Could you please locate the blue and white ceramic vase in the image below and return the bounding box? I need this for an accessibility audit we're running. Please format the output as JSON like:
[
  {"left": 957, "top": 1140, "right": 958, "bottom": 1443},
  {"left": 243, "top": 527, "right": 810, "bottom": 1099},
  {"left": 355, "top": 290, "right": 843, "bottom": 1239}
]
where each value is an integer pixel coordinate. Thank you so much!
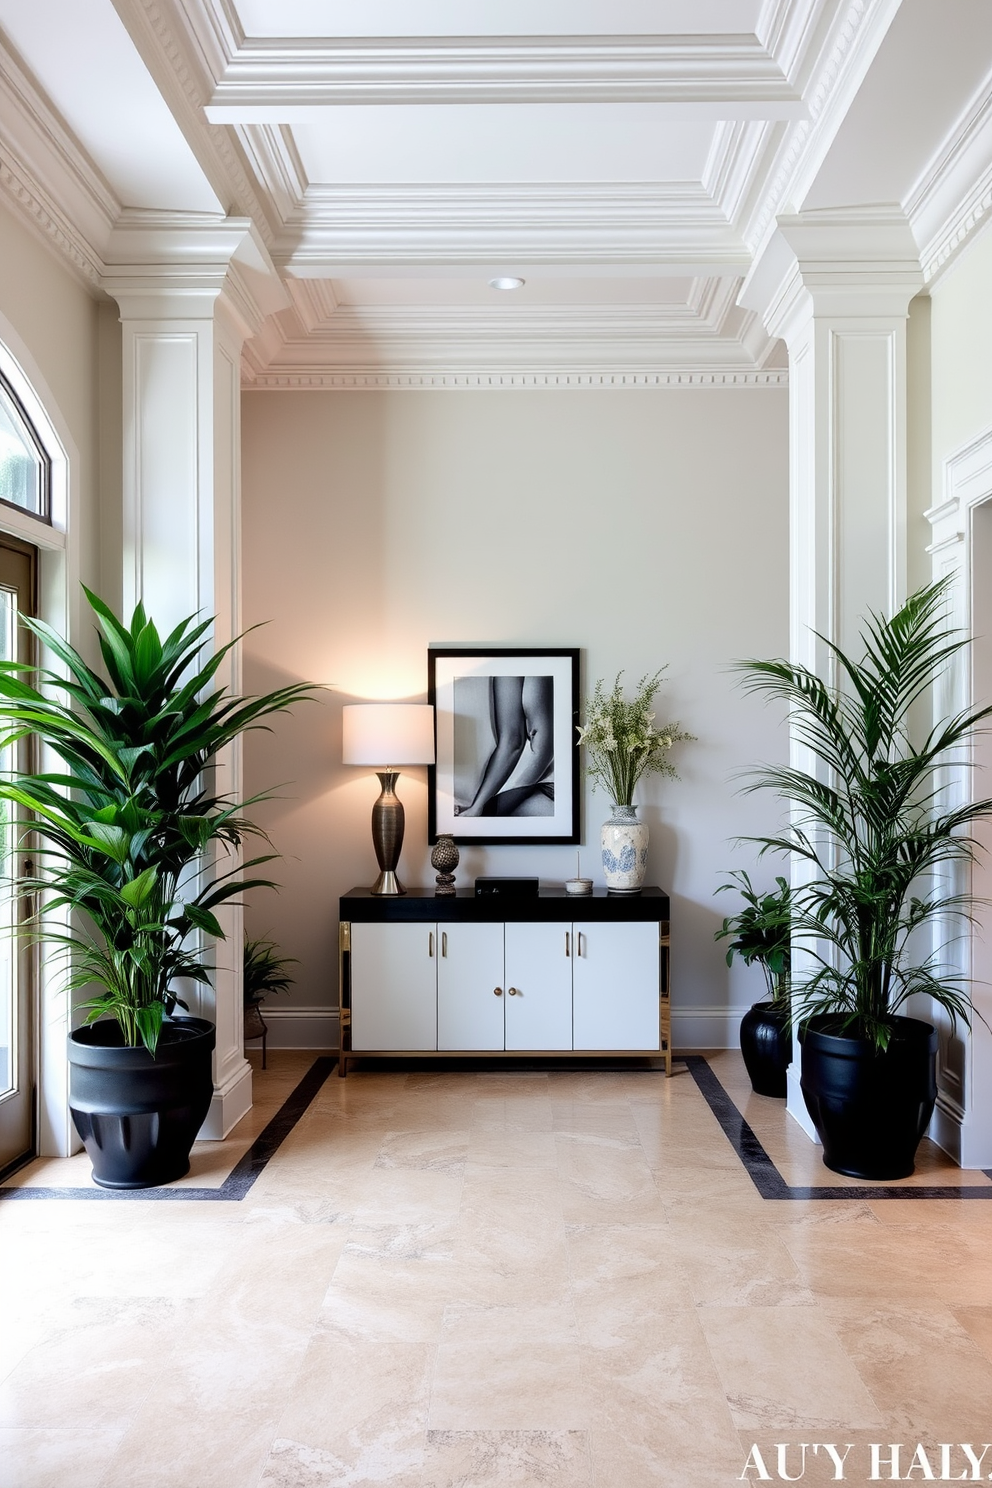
[{"left": 601, "top": 804, "right": 649, "bottom": 894}]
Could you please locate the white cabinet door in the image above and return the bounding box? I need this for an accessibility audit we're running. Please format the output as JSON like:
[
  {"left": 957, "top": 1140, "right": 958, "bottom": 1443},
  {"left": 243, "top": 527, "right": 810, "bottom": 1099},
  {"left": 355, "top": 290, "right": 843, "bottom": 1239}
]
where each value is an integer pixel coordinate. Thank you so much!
[
  {"left": 351, "top": 921, "right": 438, "bottom": 1051},
  {"left": 437, "top": 923, "right": 505, "bottom": 1051},
  {"left": 504, "top": 922, "right": 573, "bottom": 1051},
  {"left": 572, "top": 921, "right": 660, "bottom": 1051}
]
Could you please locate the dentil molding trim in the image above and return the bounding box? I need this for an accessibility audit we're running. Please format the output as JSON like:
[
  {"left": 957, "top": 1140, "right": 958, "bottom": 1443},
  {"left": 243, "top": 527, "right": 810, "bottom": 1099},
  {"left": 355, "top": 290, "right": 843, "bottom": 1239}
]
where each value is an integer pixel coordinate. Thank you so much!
[{"left": 244, "top": 370, "right": 789, "bottom": 391}]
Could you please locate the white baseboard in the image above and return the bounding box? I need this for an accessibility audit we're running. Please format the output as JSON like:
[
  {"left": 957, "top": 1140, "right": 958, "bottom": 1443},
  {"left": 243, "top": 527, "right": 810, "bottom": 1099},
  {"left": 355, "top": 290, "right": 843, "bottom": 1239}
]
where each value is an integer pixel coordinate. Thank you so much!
[
  {"left": 253, "top": 1005, "right": 746, "bottom": 1055},
  {"left": 201, "top": 1058, "right": 253, "bottom": 1140},
  {"left": 252, "top": 1007, "right": 340, "bottom": 1050},
  {"left": 671, "top": 1005, "right": 746, "bottom": 1051}
]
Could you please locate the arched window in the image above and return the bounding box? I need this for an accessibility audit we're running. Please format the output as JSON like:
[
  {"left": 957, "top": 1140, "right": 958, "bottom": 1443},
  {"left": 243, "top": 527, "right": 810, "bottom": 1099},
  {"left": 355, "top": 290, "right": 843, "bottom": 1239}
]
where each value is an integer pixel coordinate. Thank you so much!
[{"left": 0, "top": 369, "right": 50, "bottom": 522}]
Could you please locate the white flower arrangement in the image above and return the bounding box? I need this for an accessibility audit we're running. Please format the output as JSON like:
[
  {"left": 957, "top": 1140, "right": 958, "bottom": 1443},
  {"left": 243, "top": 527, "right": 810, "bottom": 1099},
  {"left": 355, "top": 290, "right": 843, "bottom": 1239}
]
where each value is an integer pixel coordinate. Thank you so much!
[{"left": 577, "top": 669, "right": 693, "bottom": 807}]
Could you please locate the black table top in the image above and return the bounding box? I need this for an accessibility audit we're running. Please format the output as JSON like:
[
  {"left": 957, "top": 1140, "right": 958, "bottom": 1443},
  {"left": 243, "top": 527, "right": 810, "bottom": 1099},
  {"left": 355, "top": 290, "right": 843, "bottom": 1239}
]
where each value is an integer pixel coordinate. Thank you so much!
[{"left": 340, "top": 885, "right": 669, "bottom": 923}]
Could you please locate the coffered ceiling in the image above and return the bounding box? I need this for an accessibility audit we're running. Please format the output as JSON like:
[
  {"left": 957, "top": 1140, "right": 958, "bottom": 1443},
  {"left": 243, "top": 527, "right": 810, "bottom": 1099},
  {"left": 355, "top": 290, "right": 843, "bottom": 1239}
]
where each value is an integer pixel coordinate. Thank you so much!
[{"left": 0, "top": 0, "right": 990, "bottom": 383}]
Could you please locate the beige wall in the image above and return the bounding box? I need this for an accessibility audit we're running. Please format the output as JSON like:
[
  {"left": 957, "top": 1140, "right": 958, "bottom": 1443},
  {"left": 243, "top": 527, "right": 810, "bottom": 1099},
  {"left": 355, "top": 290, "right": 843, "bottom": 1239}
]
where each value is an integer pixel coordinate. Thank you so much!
[
  {"left": 0, "top": 199, "right": 105, "bottom": 603},
  {"left": 931, "top": 224, "right": 992, "bottom": 481},
  {"left": 241, "top": 386, "right": 790, "bottom": 1046}
]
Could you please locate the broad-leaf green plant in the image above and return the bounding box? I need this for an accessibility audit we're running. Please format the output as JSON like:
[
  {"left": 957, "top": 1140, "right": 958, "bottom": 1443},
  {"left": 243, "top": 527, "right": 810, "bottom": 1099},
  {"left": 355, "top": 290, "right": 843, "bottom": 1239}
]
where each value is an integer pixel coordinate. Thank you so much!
[
  {"left": 0, "top": 588, "right": 315, "bottom": 1054},
  {"left": 736, "top": 579, "right": 992, "bottom": 1051},
  {"left": 715, "top": 872, "right": 792, "bottom": 1009}
]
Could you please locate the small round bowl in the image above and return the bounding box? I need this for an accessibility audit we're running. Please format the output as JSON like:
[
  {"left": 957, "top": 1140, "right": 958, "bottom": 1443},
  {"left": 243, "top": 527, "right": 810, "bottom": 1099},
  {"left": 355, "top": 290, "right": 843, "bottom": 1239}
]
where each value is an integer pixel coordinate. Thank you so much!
[{"left": 564, "top": 877, "right": 594, "bottom": 896}]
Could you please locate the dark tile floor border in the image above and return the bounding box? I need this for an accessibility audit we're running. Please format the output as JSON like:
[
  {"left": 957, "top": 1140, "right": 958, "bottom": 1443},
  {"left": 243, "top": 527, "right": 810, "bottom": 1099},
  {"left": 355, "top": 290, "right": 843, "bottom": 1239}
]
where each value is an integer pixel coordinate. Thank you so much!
[
  {"left": 0, "top": 1056, "right": 337, "bottom": 1202},
  {"left": 2, "top": 1052, "right": 989, "bottom": 1203},
  {"left": 683, "top": 1054, "right": 992, "bottom": 1200}
]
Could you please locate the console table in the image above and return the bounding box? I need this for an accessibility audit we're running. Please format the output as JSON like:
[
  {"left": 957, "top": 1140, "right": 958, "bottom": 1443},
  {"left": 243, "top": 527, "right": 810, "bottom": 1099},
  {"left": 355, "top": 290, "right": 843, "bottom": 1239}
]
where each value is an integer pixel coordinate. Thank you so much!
[{"left": 337, "top": 886, "right": 670, "bottom": 1077}]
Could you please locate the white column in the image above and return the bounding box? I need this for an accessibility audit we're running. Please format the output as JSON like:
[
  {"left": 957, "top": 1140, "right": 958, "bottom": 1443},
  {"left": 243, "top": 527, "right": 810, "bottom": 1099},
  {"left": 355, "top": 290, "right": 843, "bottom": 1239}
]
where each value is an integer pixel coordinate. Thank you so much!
[
  {"left": 103, "top": 218, "right": 286, "bottom": 1138},
  {"left": 740, "top": 210, "right": 923, "bottom": 1136}
]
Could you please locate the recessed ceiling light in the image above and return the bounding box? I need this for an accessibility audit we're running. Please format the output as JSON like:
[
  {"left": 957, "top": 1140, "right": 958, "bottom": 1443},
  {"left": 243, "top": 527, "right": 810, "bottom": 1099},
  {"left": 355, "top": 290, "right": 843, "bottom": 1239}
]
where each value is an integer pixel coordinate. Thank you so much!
[{"left": 488, "top": 277, "right": 525, "bottom": 291}]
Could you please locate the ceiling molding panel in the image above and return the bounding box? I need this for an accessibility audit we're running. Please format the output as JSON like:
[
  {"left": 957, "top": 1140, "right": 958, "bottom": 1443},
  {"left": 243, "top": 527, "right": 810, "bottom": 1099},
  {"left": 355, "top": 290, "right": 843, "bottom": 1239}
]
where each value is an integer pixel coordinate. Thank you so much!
[
  {"left": 204, "top": 34, "right": 803, "bottom": 114},
  {"left": 240, "top": 279, "right": 783, "bottom": 384},
  {"left": 275, "top": 182, "right": 749, "bottom": 274}
]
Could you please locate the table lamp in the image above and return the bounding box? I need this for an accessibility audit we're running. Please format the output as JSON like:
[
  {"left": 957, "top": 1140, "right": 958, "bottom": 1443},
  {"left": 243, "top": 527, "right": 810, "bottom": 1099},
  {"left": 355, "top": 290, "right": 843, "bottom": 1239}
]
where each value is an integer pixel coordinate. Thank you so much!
[{"left": 342, "top": 703, "right": 435, "bottom": 895}]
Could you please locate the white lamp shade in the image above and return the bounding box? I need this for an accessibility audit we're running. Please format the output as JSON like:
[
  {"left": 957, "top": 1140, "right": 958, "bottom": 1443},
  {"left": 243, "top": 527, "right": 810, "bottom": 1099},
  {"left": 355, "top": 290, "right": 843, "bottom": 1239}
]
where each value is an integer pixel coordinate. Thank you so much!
[{"left": 342, "top": 703, "right": 435, "bottom": 766}]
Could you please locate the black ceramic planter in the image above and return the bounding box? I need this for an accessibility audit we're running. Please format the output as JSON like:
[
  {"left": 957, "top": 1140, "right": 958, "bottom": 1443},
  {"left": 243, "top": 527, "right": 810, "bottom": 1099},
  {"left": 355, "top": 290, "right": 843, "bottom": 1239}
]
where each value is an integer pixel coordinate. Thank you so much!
[
  {"left": 799, "top": 1014, "right": 937, "bottom": 1180},
  {"left": 68, "top": 1017, "right": 215, "bottom": 1189},
  {"left": 739, "top": 1001, "right": 791, "bottom": 1098}
]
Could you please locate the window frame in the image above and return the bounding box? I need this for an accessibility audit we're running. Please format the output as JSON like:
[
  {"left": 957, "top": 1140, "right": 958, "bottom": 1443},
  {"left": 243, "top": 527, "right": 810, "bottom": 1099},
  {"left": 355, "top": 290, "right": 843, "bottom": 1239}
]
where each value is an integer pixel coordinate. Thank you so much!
[{"left": 0, "top": 369, "right": 52, "bottom": 525}]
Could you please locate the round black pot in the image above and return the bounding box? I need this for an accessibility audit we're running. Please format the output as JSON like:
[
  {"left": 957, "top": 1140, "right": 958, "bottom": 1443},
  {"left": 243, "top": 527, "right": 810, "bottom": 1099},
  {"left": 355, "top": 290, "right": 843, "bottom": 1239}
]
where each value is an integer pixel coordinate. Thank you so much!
[
  {"left": 799, "top": 1014, "right": 937, "bottom": 1180},
  {"left": 68, "top": 1017, "right": 215, "bottom": 1189},
  {"left": 739, "top": 1001, "right": 791, "bottom": 1098}
]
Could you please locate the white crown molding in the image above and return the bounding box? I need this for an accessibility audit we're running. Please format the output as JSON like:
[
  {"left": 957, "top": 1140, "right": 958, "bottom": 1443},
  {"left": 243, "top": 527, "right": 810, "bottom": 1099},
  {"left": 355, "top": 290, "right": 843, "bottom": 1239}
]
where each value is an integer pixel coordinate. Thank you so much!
[
  {"left": 905, "top": 70, "right": 992, "bottom": 285},
  {"left": 204, "top": 34, "right": 803, "bottom": 114},
  {"left": 233, "top": 123, "right": 308, "bottom": 227},
  {"left": 275, "top": 182, "right": 749, "bottom": 274},
  {"left": 111, "top": 0, "right": 280, "bottom": 244},
  {"left": 243, "top": 370, "right": 788, "bottom": 391},
  {"left": 744, "top": 0, "right": 902, "bottom": 255},
  {"left": 0, "top": 40, "right": 119, "bottom": 286},
  {"left": 241, "top": 279, "right": 784, "bottom": 385}
]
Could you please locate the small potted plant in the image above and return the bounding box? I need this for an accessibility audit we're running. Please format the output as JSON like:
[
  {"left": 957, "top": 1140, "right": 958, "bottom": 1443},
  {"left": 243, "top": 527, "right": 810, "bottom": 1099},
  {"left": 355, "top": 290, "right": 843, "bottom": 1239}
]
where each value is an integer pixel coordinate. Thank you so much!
[
  {"left": 736, "top": 580, "right": 992, "bottom": 1179},
  {"left": 243, "top": 934, "right": 297, "bottom": 1069},
  {"left": 577, "top": 670, "right": 692, "bottom": 893},
  {"left": 716, "top": 871, "right": 792, "bottom": 1096},
  {"left": 0, "top": 589, "right": 314, "bottom": 1188}
]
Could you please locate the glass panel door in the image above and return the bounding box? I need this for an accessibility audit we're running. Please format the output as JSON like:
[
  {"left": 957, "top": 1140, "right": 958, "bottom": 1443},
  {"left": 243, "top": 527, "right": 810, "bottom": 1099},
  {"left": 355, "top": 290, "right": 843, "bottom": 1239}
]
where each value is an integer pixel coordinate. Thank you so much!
[{"left": 0, "top": 536, "right": 36, "bottom": 1175}]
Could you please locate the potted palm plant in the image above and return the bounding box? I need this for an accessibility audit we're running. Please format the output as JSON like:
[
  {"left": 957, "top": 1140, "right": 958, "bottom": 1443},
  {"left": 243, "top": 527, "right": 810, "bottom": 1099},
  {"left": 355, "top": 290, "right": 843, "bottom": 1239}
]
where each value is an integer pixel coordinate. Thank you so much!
[
  {"left": 0, "top": 588, "right": 314, "bottom": 1188},
  {"left": 737, "top": 580, "right": 992, "bottom": 1179},
  {"left": 243, "top": 934, "right": 297, "bottom": 1069},
  {"left": 716, "top": 872, "right": 792, "bottom": 1096}
]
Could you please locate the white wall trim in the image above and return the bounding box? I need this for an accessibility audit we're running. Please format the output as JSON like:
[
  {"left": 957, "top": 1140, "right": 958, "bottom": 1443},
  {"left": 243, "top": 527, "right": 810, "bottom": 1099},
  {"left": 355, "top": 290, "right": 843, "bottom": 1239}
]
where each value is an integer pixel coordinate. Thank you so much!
[
  {"left": 254, "top": 1007, "right": 340, "bottom": 1051},
  {"left": 252, "top": 1006, "right": 745, "bottom": 1053},
  {"left": 244, "top": 370, "right": 789, "bottom": 391},
  {"left": 671, "top": 1005, "right": 745, "bottom": 1052}
]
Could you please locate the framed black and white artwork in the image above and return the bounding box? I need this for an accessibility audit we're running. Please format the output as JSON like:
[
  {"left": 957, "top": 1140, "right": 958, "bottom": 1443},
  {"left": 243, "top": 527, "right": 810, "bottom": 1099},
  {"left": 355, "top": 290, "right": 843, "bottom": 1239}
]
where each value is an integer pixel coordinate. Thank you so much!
[{"left": 428, "top": 647, "right": 580, "bottom": 845}]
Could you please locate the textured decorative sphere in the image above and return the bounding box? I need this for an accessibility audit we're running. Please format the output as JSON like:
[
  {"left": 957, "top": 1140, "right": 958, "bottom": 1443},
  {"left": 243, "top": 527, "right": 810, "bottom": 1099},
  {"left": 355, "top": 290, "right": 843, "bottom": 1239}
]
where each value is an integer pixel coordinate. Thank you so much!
[{"left": 431, "top": 835, "right": 460, "bottom": 873}]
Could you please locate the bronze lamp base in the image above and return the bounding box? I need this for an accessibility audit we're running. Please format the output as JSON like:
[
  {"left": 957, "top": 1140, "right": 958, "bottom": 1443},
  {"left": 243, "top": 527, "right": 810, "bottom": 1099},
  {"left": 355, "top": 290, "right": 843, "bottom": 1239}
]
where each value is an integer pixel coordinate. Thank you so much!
[{"left": 371, "top": 770, "right": 406, "bottom": 895}]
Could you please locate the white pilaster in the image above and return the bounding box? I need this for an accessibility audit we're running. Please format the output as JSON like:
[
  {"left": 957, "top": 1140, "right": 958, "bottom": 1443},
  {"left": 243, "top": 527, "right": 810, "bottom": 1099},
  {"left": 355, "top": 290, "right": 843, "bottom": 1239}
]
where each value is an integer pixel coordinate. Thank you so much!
[
  {"left": 925, "top": 431, "right": 992, "bottom": 1167},
  {"left": 740, "top": 210, "right": 923, "bottom": 1138},
  {"left": 103, "top": 217, "right": 288, "bottom": 1138}
]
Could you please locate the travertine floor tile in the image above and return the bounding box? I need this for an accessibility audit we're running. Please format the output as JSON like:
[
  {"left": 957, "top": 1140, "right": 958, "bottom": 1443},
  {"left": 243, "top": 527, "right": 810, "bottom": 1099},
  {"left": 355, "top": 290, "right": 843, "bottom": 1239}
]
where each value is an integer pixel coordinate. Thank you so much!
[
  {"left": 270, "top": 1335, "right": 432, "bottom": 1481},
  {"left": 0, "top": 1427, "right": 124, "bottom": 1488},
  {"left": 422, "top": 1429, "right": 593, "bottom": 1487},
  {"left": 697, "top": 1305, "right": 883, "bottom": 1433},
  {"left": 2, "top": 1052, "right": 990, "bottom": 1488},
  {"left": 430, "top": 1305, "right": 586, "bottom": 1431}
]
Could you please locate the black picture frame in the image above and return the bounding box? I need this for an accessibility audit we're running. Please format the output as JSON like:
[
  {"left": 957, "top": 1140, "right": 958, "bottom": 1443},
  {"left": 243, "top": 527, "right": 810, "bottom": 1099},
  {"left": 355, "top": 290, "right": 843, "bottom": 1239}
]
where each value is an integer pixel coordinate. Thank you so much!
[{"left": 428, "top": 646, "right": 580, "bottom": 846}]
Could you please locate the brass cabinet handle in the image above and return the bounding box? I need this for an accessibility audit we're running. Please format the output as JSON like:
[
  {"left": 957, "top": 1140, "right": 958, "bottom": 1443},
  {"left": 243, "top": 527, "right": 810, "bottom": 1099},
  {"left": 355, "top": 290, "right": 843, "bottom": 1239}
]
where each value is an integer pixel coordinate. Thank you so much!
[
  {"left": 565, "top": 931, "right": 570, "bottom": 957},
  {"left": 429, "top": 932, "right": 434, "bottom": 957},
  {"left": 508, "top": 986, "right": 520, "bottom": 996},
  {"left": 494, "top": 986, "right": 503, "bottom": 997},
  {"left": 578, "top": 932, "right": 585, "bottom": 957},
  {"left": 442, "top": 931, "right": 448, "bottom": 957}
]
